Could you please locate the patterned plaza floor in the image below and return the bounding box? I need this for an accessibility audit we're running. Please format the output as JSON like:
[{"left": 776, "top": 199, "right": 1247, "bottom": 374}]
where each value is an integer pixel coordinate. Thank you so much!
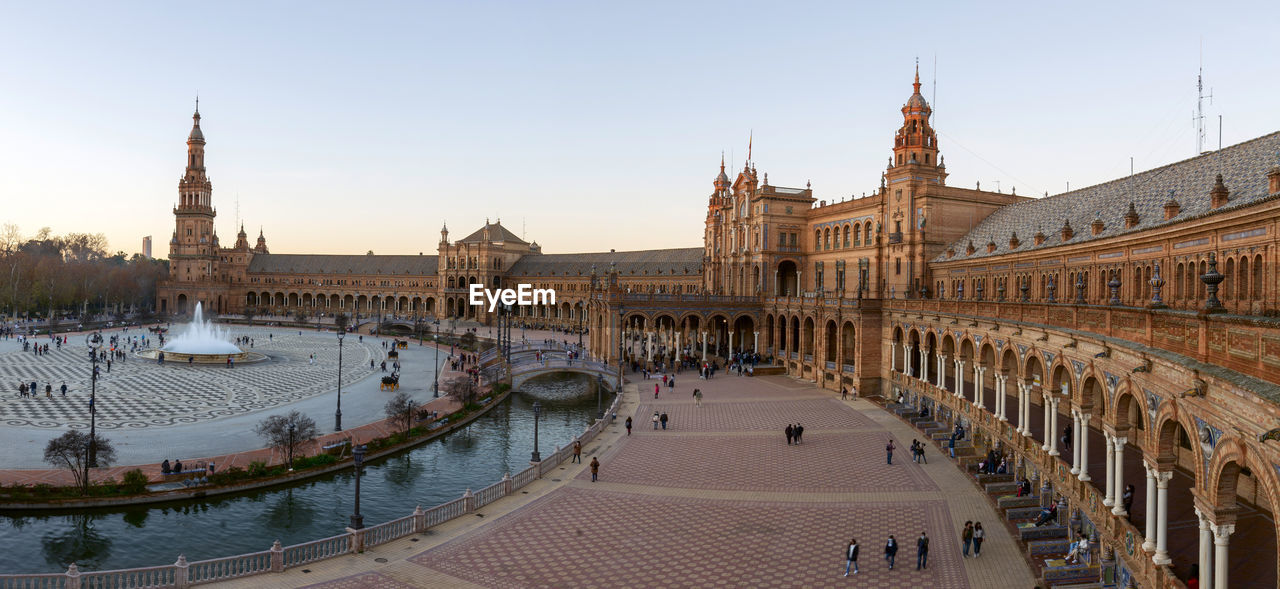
[
  {"left": 0, "top": 328, "right": 379, "bottom": 430},
  {"left": 212, "top": 367, "right": 1037, "bottom": 589}
]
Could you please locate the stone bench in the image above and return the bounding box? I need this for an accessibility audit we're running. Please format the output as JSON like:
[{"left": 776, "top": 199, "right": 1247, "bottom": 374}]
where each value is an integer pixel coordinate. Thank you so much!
[
  {"left": 998, "top": 495, "right": 1042, "bottom": 509},
  {"left": 1017, "top": 523, "right": 1067, "bottom": 541},
  {"left": 1047, "top": 582, "right": 1102, "bottom": 589},
  {"left": 1043, "top": 564, "right": 1101, "bottom": 587},
  {"left": 983, "top": 480, "right": 1017, "bottom": 493},
  {"left": 1008, "top": 506, "right": 1044, "bottom": 522},
  {"left": 1027, "top": 539, "right": 1072, "bottom": 557}
]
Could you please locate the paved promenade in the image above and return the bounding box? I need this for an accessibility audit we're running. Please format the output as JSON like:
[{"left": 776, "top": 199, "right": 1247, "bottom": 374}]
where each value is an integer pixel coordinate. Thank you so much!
[{"left": 214, "top": 372, "right": 1037, "bottom": 588}]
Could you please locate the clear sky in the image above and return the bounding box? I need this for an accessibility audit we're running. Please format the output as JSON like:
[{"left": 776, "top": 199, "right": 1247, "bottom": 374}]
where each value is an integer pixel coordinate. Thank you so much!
[{"left": 2, "top": 1, "right": 1278, "bottom": 256}]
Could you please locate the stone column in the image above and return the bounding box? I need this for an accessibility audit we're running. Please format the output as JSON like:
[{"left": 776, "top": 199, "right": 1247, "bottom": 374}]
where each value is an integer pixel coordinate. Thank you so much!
[
  {"left": 701, "top": 331, "right": 707, "bottom": 362},
  {"left": 1142, "top": 463, "right": 1157, "bottom": 552},
  {"left": 1153, "top": 470, "right": 1173, "bottom": 564},
  {"left": 974, "top": 365, "right": 985, "bottom": 408},
  {"left": 956, "top": 360, "right": 966, "bottom": 398},
  {"left": 1111, "top": 436, "right": 1128, "bottom": 516},
  {"left": 1078, "top": 413, "right": 1092, "bottom": 481},
  {"left": 1212, "top": 522, "right": 1234, "bottom": 589},
  {"left": 1070, "top": 410, "right": 1082, "bottom": 474},
  {"left": 728, "top": 330, "right": 733, "bottom": 358},
  {"left": 1016, "top": 383, "right": 1026, "bottom": 434},
  {"left": 753, "top": 331, "right": 758, "bottom": 353},
  {"left": 1041, "top": 392, "right": 1052, "bottom": 451},
  {"left": 890, "top": 342, "right": 897, "bottom": 373},
  {"left": 1196, "top": 508, "right": 1213, "bottom": 589},
  {"left": 936, "top": 354, "right": 944, "bottom": 388},
  {"left": 921, "top": 349, "right": 929, "bottom": 383},
  {"left": 1103, "top": 431, "right": 1116, "bottom": 506},
  {"left": 905, "top": 345, "right": 913, "bottom": 377},
  {"left": 1048, "top": 397, "right": 1060, "bottom": 455},
  {"left": 996, "top": 375, "right": 1008, "bottom": 421}
]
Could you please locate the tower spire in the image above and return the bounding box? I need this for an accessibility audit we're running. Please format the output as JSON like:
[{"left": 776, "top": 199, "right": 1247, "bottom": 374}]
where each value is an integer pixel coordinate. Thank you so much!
[{"left": 913, "top": 57, "right": 921, "bottom": 94}]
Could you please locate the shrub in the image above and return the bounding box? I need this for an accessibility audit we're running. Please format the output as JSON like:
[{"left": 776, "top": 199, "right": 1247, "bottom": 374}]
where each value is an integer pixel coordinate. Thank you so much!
[
  {"left": 247, "top": 461, "right": 269, "bottom": 477},
  {"left": 121, "top": 469, "right": 149, "bottom": 494}
]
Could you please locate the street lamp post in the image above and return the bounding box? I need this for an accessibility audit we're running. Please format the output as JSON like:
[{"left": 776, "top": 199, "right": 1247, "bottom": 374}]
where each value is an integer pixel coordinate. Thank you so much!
[
  {"left": 596, "top": 374, "right": 604, "bottom": 420},
  {"left": 287, "top": 423, "right": 296, "bottom": 471},
  {"left": 336, "top": 330, "right": 345, "bottom": 432},
  {"left": 530, "top": 401, "right": 542, "bottom": 463},
  {"left": 432, "top": 320, "right": 440, "bottom": 397},
  {"left": 350, "top": 444, "right": 366, "bottom": 529},
  {"left": 86, "top": 332, "right": 103, "bottom": 483}
]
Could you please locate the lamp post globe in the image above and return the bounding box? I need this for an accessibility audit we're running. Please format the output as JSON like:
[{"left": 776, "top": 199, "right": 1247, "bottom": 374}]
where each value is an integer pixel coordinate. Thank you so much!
[
  {"left": 530, "top": 401, "right": 542, "bottom": 463},
  {"left": 335, "top": 330, "right": 345, "bottom": 432}
]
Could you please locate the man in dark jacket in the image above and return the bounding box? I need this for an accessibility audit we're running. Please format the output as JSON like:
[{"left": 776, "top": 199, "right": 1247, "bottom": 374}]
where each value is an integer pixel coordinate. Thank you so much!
[
  {"left": 884, "top": 535, "right": 898, "bottom": 569},
  {"left": 785, "top": 424, "right": 794, "bottom": 445},
  {"left": 916, "top": 532, "right": 930, "bottom": 570}
]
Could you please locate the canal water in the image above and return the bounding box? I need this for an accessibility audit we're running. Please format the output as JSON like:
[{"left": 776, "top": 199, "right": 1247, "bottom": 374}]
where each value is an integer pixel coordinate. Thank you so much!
[{"left": 0, "top": 373, "right": 612, "bottom": 574}]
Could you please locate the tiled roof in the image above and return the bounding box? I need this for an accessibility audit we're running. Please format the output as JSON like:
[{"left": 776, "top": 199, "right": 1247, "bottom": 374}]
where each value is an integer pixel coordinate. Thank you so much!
[
  {"left": 248, "top": 254, "right": 439, "bottom": 275},
  {"left": 937, "top": 131, "right": 1280, "bottom": 262},
  {"left": 508, "top": 248, "right": 703, "bottom": 277},
  {"left": 458, "top": 221, "right": 527, "bottom": 245}
]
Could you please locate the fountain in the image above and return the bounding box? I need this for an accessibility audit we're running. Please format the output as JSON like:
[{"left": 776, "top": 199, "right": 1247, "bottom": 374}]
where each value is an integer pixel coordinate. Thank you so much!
[{"left": 140, "top": 302, "right": 263, "bottom": 364}]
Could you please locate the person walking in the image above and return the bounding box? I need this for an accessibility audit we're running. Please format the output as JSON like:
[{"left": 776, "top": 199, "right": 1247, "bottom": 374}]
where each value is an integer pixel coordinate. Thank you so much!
[
  {"left": 886, "top": 439, "right": 896, "bottom": 464},
  {"left": 659, "top": 412, "right": 668, "bottom": 430},
  {"left": 794, "top": 423, "right": 804, "bottom": 444},
  {"left": 589, "top": 457, "right": 599, "bottom": 482},
  {"left": 572, "top": 440, "right": 582, "bottom": 463},
  {"left": 884, "top": 535, "right": 898, "bottom": 570},
  {"left": 916, "top": 531, "right": 930, "bottom": 570},
  {"left": 625, "top": 416, "right": 632, "bottom": 436},
  {"left": 693, "top": 388, "right": 703, "bottom": 407},
  {"left": 961, "top": 521, "right": 974, "bottom": 558},
  {"left": 785, "top": 424, "right": 794, "bottom": 445},
  {"left": 59, "top": 382, "right": 67, "bottom": 397},
  {"left": 843, "top": 538, "right": 860, "bottom": 576},
  {"left": 652, "top": 411, "right": 660, "bottom": 430},
  {"left": 972, "top": 522, "right": 985, "bottom": 557},
  {"left": 654, "top": 383, "right": 659, "bottom": 399}
]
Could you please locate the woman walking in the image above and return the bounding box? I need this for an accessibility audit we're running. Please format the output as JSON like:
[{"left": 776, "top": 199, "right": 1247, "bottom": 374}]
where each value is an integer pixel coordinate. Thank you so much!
[
  {"left": 843, "top": 538, "right": 859, "bottom": 576},
  {"left": 972, "top": 522, "right": 985, "bottom": 557}
]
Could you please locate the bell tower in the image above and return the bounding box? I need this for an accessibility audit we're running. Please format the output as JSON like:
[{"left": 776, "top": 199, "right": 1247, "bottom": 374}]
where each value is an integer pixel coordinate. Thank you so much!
[
  {"left": 169, "top": 102, "right": 219, "bottom": 286},
  {"left": 882, "top": 65, "right": 947, "bottom": 299}
]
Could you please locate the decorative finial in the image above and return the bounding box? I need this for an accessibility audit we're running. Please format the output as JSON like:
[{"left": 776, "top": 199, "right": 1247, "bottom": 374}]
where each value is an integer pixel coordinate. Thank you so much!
[{"left": 913, "top": 58, "right": 921, "bottom": 94}]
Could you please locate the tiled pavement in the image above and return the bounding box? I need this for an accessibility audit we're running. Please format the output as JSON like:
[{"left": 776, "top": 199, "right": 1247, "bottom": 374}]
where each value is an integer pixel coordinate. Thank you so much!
[{"left": 213, "top": 374, "right": 1037, "bottom": 588}]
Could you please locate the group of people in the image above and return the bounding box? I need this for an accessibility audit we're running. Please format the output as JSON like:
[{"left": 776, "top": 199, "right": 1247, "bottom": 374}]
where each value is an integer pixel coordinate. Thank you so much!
[
  {"left": 960, "top": 521, "right": 986, "bottom": 557},
  {"left": 651, "top": 410, "right": 669, "bottom": 430},
  {"left": 843, "top": 532, "right": 931, "bottom": 575},
  {"left": 160, "top": 458, "right": 215, "bottom": 476},
  {"left": 17, "top": 381, "right": 66, "bottom": 398},
  {"left": 784, "top": 423, "right": 805, "bottom": 445}
]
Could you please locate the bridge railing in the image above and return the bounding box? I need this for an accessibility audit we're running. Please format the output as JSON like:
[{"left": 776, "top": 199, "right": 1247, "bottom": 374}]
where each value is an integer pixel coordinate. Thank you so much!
[{"left": 0, "top": 392, "right": 626, "bottom": 588}]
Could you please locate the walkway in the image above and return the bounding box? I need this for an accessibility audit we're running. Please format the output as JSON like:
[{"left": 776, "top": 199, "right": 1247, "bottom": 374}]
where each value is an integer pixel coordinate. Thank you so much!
[{"left": 213, "top": 373, "right": 1037, "bottom": 588}]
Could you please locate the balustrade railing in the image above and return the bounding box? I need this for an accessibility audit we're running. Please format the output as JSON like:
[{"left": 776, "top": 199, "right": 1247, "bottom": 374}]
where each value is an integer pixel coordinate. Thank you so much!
[
  {"left": 4, "top": 393, "right": 626, "bottom": 587},
  {"left": 283, "top": 534, "right": 352, "bottom": 568},
  {"left": 187, "top": 551, "right": 272, "bottom": 584}
]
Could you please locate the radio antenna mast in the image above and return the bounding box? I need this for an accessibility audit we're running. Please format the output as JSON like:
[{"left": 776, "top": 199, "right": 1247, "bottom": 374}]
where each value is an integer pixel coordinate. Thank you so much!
[{"left": 1194, "top": 40, "right": 1214, "bottom": 155}]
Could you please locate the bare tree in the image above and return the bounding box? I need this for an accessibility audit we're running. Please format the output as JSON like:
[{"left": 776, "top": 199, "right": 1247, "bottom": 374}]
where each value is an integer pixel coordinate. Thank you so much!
[
  {"left": 243, "top": 306, "right": 256, "bottom": 326},
  {"left": 44, "top": 430, "right": 116, "bottom": 494},
  {"left": 384, "top": 391, "right": 415, "bottom": 435},
  {"left": 443, "top": 374, "right": 478, "bottom": 406},
  {"left": 254, "top": 411, "right": 318, "bottom": 465},
  {"left": 334, "top": 312, "right": 350, "bottom": 333}
]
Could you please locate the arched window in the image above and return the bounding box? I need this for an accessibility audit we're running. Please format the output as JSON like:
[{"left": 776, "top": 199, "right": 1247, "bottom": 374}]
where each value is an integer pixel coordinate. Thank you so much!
[
  {"left": 843, "top": 225, "right": 850, "bottom": 247},
  {"left": 864, "top": 223, "right": 872, "bottom": 244},
  {"left": 814, "top": 230, "right": 821, "bottom": 249},
  {"left": 824, "top": 228, "right": 831, "bottom": 249}
]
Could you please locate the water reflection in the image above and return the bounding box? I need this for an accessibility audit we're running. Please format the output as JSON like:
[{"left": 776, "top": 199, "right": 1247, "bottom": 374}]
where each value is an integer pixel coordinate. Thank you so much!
[{"left": 0, "top": 372, "right": 607, "bottom": 574}]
